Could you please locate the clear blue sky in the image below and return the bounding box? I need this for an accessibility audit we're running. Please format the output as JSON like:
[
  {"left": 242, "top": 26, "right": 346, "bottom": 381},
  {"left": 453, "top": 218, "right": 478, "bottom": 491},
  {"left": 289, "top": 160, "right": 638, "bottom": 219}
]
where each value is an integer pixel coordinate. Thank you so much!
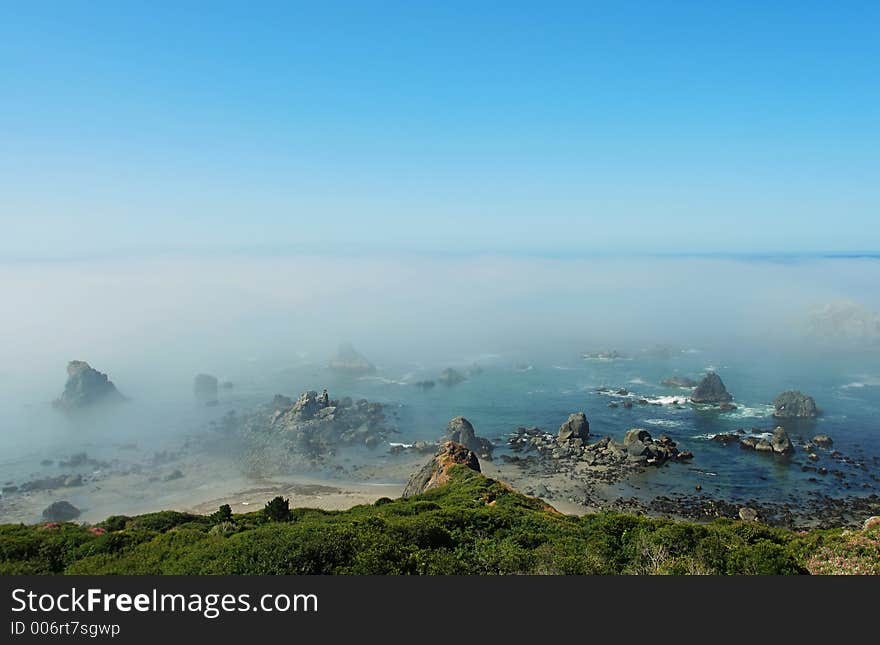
[{"left": 1, "top": 1, "right": 878, "bottom": 259}]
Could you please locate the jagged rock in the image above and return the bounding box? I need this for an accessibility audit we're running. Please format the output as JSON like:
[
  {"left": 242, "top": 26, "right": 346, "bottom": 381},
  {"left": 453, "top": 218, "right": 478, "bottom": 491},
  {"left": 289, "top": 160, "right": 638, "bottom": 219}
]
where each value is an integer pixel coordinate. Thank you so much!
[
  {"left": 738, "top": 507, "right": 759, "bottom": 522},
  {"left": 773, "top": 391, "right": 819, "bottom": 418},
  {"left": 193, "top": 374, "right": 219, "bottom": 400},
  {"left": 54, "top": 361, "right": 124, "bottom": 409},
  {"left": 444, "top": 416, "right": 493, "bottom": 457},
  {"left": 690, "top": 372, "right": 732, "bottom": 404},
  {"left": 402, "top": 441, "right": 480, "bottom": 497},
  {"left": 770, "top": 427, "right": 794, "bottom": 455},
  {"left": 661, "top": 376, "right": 698, "bottom": 388},
  {"left": 623, "top": 429, "right": 652, "bottom": 456},
  {"left": 328, "top": 342, "right": 376, "bottom": 374},
  {"left": 437, "top": 368, "right": 466, "bottom": 386},
  {"left": 813, "top": 434, "right": 833, "bottom": 447},
  {"left": 557, "top": 412, "right": 590, "bottom": 444},
  {"left": 42, "top": 501, "right": 80, "bottom": 522}
]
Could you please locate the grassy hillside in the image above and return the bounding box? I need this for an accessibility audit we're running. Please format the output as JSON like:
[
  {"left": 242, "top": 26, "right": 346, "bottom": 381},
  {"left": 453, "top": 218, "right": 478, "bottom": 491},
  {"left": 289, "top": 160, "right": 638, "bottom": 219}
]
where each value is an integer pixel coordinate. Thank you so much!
[{"left": 1, "top": 467, "right": 877, "bottom": 575}]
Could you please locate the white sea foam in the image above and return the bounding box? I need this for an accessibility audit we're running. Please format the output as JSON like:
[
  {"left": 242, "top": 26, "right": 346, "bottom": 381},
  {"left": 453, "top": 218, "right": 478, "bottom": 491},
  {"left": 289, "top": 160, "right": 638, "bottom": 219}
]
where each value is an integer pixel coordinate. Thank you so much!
[{"left": 642, "top": 419, "right": 684, "bottom": 428}]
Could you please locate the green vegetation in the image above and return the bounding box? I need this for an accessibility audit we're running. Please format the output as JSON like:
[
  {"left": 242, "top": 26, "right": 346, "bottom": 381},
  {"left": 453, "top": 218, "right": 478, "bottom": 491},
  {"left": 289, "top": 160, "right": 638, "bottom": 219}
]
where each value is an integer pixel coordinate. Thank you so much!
[{"left": 0, "top": 467, "right": 869, "bottom": 575}]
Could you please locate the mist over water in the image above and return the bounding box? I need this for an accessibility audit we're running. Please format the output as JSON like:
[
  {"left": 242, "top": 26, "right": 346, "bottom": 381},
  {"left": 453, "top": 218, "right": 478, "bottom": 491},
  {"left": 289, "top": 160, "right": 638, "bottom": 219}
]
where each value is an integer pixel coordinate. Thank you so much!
[{"left": 1, "top": 252, "right": 879, "bottom": 521}]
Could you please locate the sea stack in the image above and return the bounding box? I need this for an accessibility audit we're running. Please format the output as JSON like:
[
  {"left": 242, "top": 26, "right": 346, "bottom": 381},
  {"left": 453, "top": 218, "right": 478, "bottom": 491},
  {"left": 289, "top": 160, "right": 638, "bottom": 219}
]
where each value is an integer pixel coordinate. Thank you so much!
[
  {"left": 773, "top": 391, "right": 819, "bottom": 418},
  {"left": 690, "top": 372, "right": 733, "bottom": 404},
  {"left": 54, "top": 361, "right": 124, "bottom": 410}
]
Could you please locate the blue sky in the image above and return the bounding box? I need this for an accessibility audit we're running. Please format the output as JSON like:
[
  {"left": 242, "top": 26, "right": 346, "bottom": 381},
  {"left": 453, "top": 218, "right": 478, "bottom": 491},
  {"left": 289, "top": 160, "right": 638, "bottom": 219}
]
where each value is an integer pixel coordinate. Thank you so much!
[{"left": 1, "top": 1, "right": 878, "bottom": 258}]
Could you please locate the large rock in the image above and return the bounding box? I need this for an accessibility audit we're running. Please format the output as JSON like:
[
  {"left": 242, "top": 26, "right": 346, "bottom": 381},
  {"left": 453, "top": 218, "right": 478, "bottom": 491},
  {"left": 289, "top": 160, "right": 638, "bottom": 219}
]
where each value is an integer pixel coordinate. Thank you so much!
[
  {"left": 773, "top": 390, "right": 818, "bottom": 418},
  {"left": 193, "top": 373, "right": 219, "bottom": 400},
  {"left": 557, "top": 412, "right": 590, "bottom": 444},
  {"left": 690, "top": 372, "right": 733, "bottom": 404},
  {"left": 623, "top": 428, "right": 653, "bottom": 456},
  {"left": 42, "top": 501, "right": 80, "bottom": 522},
  {"left": 770, "top": 426, "right": 794, "bottom": 455},
  {"left": 54, "top": 361, "right": 124, "bottom": 409},
  {"left": 328, "top": 342, "right": 376, "bottom": 374},
  {"left": 402, "top": 441, "right": 480, "bottom": 497},
  {"left": 444, "top": 416, "right": 493, "bottom": 457}
]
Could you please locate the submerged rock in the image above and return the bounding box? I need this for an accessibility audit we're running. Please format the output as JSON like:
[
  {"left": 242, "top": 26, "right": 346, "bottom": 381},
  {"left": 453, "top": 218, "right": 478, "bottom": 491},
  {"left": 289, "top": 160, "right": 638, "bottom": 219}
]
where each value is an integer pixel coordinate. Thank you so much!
[
  {"left": 42, "top": 501, "right": 80, "bottom": 522},
  {"left": 557, "top": 412, "right": 590, "bottom": 445},
  {"left": 690, "top": 372, "right": 733, "bottom": 404},
  {"left": 402, "top": 441, "right": 480, "bottom": 497},
  {"left": 328, "top": 342, "right": 376, "bottom": 374},
  {"left": 773, "top": 390, "right": 819, "bottom": 418},
  {"left": 54, "top": 361, "right": 125, "bottom": 410},
  {"left": 414, "top": 380, "right": 436, "bottom": 390}
]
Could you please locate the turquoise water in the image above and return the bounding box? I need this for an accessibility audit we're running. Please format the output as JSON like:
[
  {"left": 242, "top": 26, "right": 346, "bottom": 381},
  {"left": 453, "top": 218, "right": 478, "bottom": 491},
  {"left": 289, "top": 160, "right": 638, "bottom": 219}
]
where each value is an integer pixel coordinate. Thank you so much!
[{"left": 303, "top": 345, "right": 880, "bottom": 504}]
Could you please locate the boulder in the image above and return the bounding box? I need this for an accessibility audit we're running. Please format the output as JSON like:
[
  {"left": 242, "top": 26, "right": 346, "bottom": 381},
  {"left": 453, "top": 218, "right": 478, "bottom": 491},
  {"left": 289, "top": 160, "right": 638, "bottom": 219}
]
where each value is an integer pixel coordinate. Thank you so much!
[
  {"left": 770, "top": 427, "right": 794, "bottom": 455},
  {"left": 690, "top": 372, "right": 733, "bottom": 404},
  {"left": 623, "top": 429, "right": 653, "bottom": 456},
  {"left": 557, "top": 412, "right": 590, "bottom": 444},
  {"left": 738, "top": 507, "right": 759, "bottom": 522},
  {"left": 54, "top": 361, "right": 124, "bottom": 409},
  {"left": 444, "top": 416, "right": 493, "bottom": 457},
  {"left": 193, "top": 374, "right": 219, "bottom": 400},
  {"left": 773, "top": 391, "right": 818, "bottom": 418},
  {"left": 42, "top": 501, "right": 80, "bottom": 522},
  {"left": 402, "top": 441, "right": 480, "bottom": 497},
  {"left": 328, "top": 342, "right": 376, "bottom": 374},
  {"left": 812, "top": 434, "right": 833, "bottom": 448}
]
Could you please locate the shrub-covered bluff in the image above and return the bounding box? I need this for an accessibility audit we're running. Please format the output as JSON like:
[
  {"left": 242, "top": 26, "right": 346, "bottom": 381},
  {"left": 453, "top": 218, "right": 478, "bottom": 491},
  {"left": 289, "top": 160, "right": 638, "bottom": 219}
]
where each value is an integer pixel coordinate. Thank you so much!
[{"left": 1, "top": 463, "right": 877, "bottom": 575}]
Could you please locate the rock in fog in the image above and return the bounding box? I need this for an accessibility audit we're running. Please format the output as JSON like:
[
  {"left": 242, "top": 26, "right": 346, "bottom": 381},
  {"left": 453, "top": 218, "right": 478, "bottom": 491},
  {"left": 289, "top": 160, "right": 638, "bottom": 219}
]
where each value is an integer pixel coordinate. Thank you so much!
[
  {"left": 690, "top": 372, "right": 733, "bottom": 404},
  {"left": 328, "top": 342, "right": 376, "bottom": 374},
  {"left": 661, "top": 376, "right": 698, "bottom": 388},
  {"left": 53, "top": 360, "right": 125, "bottom": 410},
  {"left": 402, "top": 441, "right": 481, "bottom": 497},
  {"left": 773, "top": 390, "right": 819, "bottom": 418},
  {"left": 437, "top": 368, "right": 466, "bottom": 386},
  {"left": 193, "top": 373, "right": 219, "bottom": 401}
]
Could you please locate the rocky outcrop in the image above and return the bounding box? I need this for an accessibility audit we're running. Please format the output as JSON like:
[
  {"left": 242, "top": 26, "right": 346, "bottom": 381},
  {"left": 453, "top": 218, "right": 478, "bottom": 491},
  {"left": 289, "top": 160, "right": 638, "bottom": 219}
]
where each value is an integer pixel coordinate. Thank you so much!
[
  {"left": 622, "top": 428, "right": 691, "bottom": 465},
  {"left": 740, "top": 427, "right": 794, "bottom": 455},
  {"left": 328, "top": 343, "right": 376, "bottom": 374},
  {"left": 42, "top": 501, "right": 80, "bottom": 522},
  {"left": 661, "top": 376, "right": 698, "bottom": 388},
  {"left": 557, "top": 412, "right": 590, "bottom": 445},
  {"left": 690, "top": 372, "right": 732, "bottom": 404},
  {"left": 402, "top": 441, "right": 481, "bottom": 497},
  {"left": 444, "top": 416, "right": 493, "bottom": 458},
  {"left": 236, "top": 389, "right": 392, "bottom": 475},
  {"left": 193, "top": 374, "right": 219, "bottom": 400},
  {"left": 773, "top": 391, "right": 818, "bottom": 418},
  {"left": 54, "top": 361, "right": 125, "bottom": 410},
  {"left": 437, "top": 368, "right": 466, "bottom": 386}
]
